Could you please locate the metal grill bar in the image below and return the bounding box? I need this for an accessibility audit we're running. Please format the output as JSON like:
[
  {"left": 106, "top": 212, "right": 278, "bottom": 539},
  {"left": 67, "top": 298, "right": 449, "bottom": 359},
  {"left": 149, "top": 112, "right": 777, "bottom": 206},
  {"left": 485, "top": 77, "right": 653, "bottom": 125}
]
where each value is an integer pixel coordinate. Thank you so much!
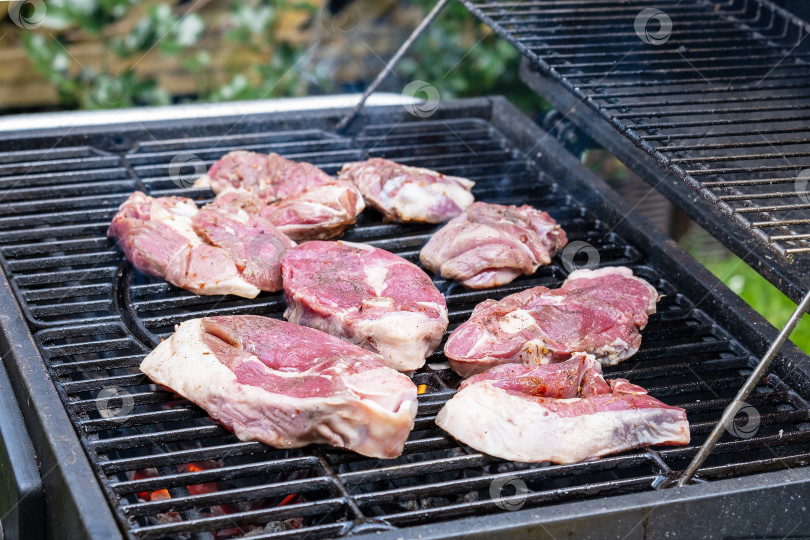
[{"left": 459, "top": 0, "right": 810, "bottom": 284}]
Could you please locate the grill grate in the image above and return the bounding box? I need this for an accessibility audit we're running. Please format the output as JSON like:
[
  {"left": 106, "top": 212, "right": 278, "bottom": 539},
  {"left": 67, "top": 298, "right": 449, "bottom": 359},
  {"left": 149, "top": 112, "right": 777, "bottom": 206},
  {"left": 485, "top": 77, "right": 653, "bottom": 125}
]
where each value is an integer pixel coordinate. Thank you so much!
[
  {"left": 2, "top": 102, "right": 810, "bottom": 538},
  {"left": 458, "top": 0, "right": 810, "bottom": 283}
]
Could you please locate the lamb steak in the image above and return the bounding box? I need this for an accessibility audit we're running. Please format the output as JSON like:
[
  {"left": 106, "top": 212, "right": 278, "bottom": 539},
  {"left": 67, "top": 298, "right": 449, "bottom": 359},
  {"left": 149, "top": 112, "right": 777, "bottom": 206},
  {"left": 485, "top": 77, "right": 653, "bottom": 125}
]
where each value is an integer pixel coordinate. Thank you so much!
[
  {"left": 140, "top": 315, "right": 418, "bottom": 459},
  {"left": 444, "top": 267, "right": 658, "bottom": 376},
  {"left": 436, "top": 352, "right": 690, "bottom": 463},
  {"left": 420, "top": 202, "right": 567, "bottom": 289},
  {"left": 280, "top": 241, "right": 449, "bottom": 372}
]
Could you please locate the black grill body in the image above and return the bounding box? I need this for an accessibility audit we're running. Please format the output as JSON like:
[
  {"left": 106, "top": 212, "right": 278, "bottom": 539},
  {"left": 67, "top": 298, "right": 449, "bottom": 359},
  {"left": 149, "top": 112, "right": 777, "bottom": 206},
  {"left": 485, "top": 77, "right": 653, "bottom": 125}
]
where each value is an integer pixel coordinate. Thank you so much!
[
  {"left": 1, "top": 98, "right": 810, "bottom": 539},
  {"left": 459, "top": 0, "right": 810, "bottom": 304}
]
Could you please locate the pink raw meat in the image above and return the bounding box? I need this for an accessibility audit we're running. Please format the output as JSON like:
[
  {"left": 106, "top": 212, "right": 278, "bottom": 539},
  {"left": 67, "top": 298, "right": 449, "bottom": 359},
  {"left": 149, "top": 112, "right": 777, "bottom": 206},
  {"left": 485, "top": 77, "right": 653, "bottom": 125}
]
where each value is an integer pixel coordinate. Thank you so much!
[
  {"left": 141, "top": 315, "right": 417, "bottom": 458},
  {"left": 436, "top": 352, "right": 690, "bottom": 463},
  {"left": 339, "top": 157, "right": 474, "bottom": 223},
  {"left": 192, "top": 199, "right": 295, "bottom": 292},
  {"left": 280, "top": 241, "right": 448, "bottom": 372},
  {"left": 195, "top": 152, "right": 364, "bottom": 240},
  {"left": 108, "top": 192, "right": 262, "bottom": 297},
  {"left": 420, "top": 202, "right": 567, "bottom": 289},
  {"left": 444, "top": 267, "right": 659, "bottom": 377}
]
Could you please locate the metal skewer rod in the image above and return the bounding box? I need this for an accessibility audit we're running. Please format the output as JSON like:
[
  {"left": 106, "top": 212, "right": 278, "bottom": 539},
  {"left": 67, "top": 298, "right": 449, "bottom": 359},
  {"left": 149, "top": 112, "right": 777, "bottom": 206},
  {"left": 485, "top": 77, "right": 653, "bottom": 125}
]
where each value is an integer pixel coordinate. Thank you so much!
[
  {"left": 335, "top": 0, "right": 452, "bottom": 133},
  {"left": 677, "top": 289, "right": 810, "bottom": 486}
]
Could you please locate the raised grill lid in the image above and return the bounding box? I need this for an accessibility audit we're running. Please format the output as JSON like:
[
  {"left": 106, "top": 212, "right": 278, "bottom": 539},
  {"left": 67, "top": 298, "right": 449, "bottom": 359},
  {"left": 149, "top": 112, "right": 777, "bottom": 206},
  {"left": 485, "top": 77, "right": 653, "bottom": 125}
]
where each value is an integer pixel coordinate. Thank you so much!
[
  {"left": 1, "top": 99, "right": 810, "bottom": 539},
  {"left": 458, "top": 0, "right": 810, "bottom": 302}
]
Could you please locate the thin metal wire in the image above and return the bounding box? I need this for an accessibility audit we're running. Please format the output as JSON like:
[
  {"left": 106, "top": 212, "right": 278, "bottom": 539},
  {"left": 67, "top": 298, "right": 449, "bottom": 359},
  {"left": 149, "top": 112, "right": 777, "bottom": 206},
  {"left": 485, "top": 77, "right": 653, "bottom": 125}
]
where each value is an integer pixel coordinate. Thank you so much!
[
  {"left": 678, "top": 290, "right": 810, "bottom": 486},
  {"left": 335, "top": 0, "right": 451, "bottom": 133}
]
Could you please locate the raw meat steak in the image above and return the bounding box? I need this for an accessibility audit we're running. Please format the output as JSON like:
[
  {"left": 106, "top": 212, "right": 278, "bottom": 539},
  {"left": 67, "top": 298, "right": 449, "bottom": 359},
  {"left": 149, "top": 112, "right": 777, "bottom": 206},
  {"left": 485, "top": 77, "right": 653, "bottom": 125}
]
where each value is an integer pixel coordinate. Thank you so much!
[
  {"left": 141, "top": 316, "right": 417, "bottom": 458},
  {"left": 420, "top": 202, "right": 568, "bottom": 289},
  {"left": 107, "top": 192, "right": 261, "bottom": 298},
  {"left": 436, "top": 352, "right": 690, "bottom": 463},
  {"left": 444, "top": 267, "right": 659, "bottom": 377},
  {"left": 338, "top": 157, "right": 475, "bottom": 223},
  {"left": 192, "top": 198, "right": 295, "bottom": 292},
  {"left": 280, "top": 241, "right": 448, "bottom": 372},
  {"left": 194, "top": 151, "right": 334, "bottom": 202},
  {"left": 195, "top": 152, "right": 365, "bottom": 240},
  {"left": 259, "top": 181, "right": 365, "bottom": 241}
]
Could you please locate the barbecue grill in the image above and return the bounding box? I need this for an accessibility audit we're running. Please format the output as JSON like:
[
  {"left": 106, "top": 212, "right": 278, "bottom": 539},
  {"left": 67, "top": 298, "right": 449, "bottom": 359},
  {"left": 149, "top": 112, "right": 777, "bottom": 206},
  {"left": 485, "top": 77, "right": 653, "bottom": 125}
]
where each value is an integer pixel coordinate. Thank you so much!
[{"left": 1, "top": 2, "right": 810, "bottom": 539}]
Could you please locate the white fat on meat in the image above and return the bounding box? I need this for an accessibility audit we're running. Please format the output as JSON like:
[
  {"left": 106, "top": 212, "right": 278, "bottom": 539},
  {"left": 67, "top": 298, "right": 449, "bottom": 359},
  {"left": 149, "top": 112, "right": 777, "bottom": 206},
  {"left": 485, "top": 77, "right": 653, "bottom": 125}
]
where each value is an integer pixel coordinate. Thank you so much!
[
  {"left": 498, "top": 309, "right": 537, "bottom": 334},
  {"left": 436, "top": 382, "right": 689, "bottom": 463},
  {"left": 140, "top": 317, "right": 418, "bottom": 458},
  {"left": 150, "top": 199, "right": 201, "bottom": 244},
  {"left": 385, "top": 178, "right": 474, "bottom": 223},
  {"left": 364, "top": 264, "right": 390, "bottom": 296},
  {"left": 435, "top": 354, "right": 690, "bottom": 463},
  {"left": 351, "top": 308, "right": 448, "bottom": 371}
]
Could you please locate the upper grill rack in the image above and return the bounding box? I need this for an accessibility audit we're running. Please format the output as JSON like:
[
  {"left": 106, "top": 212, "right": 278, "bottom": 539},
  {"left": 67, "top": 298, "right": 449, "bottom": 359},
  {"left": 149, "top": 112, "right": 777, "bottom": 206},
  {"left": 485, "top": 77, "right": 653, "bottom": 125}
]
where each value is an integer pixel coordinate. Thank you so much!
[
  {"left": 2, "top": 103, "right": 810, "bottom": 538},
  {"left": 458, "top": 0, "right": 810, "bottom": 261}
]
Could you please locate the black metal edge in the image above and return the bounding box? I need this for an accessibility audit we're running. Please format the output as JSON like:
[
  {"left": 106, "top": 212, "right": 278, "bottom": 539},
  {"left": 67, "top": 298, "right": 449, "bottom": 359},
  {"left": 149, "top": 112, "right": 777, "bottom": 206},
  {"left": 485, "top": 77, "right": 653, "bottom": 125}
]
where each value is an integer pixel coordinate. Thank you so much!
[
  {"left": 486, "top": 96, "right": 810, "bottom": 393},
  {"left": 355, "top": 466, "right": 810, "bottom": 539},
  {"left": 0, "top": 354, "right": 43, "bottom": 540},
  {"left": 0, "top": 269, "right": 124, "bottom": 539},
  {"left": 517, "top": 60, "right": 810, "bottom": 306},
  {"left": 0, "top": 99, "right": 492, "bottom": 154}
]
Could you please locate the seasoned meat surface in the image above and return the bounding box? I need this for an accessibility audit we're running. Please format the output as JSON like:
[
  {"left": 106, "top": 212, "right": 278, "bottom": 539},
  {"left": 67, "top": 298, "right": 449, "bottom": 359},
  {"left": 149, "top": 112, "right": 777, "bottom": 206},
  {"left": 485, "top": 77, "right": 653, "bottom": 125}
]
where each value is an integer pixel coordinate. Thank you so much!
[
  {"left": 281, "top": 240, "right": 449, "bottom": 372},
  {"left": 140, "top": 315, "right": 417, "bottom": 459},
  {"left": 436, "top": 352, "right": 689, "bottom": 463},
  {"left": 420, "top": 202, "right": 567, "bottom": 289},
  {"left": 196, "top": 151, "right": 364, "bottom": 241},
  {"left": 444, "top": 267, "right": 659, "bottom": 376}
]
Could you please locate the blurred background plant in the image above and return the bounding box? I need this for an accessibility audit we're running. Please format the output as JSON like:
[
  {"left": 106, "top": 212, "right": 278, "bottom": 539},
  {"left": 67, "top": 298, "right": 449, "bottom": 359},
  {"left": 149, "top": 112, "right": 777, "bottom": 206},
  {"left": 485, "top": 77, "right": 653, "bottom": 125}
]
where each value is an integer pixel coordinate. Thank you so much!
[{"left": 6, "top": 0, "right": 538, "bottom": 113}]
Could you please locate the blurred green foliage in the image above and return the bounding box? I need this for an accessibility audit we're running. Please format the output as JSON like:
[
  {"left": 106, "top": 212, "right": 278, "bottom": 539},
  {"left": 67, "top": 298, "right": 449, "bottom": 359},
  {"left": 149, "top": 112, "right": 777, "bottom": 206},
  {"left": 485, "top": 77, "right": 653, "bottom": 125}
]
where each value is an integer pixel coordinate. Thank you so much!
[
  {"left": 20, "top": 0, "right": 312, "bottom": 109},
  {"left": 399, "top": 0, "right": 539, "bottom": 114},
  {"left": 18, "top": 0, "right": 538, "bottom": 113},
  {"left": 691, "top": 253, "right": 810, "bottom": 354}
]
